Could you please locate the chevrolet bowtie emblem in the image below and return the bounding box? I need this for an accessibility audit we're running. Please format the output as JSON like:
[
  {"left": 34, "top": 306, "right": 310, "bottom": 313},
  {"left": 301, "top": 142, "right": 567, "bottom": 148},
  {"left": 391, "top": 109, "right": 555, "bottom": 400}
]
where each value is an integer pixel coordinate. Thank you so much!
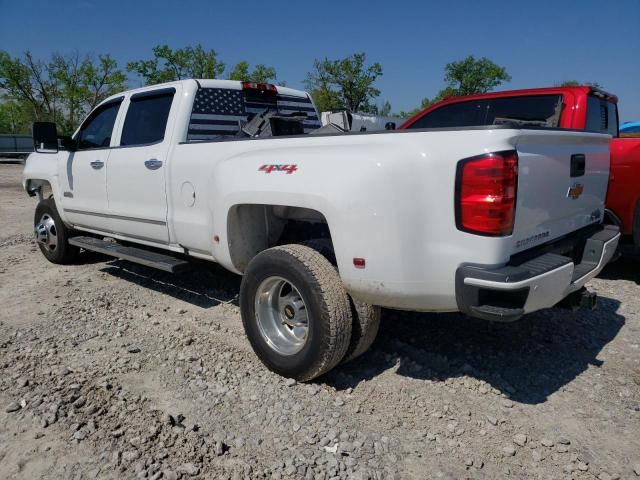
[{"left": 567, "top": 183, "right": 584, "bottom": 200}]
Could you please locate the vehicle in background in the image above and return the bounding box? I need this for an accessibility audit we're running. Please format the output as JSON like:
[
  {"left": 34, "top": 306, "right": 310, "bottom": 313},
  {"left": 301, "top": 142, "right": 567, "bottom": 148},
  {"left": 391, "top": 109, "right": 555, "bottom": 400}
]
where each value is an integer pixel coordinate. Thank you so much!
[
  {"left": 23, "top": 79, "right": 619, "bottom": 380},
  {"left": 620, "top": 121, "right": 640, "bottom": 136},
  {"left": 0, "top": 134, "right": 33, "bottom": 161},
  {"left": 401, "top": 86, "right": 640, "bottom": 250},
  {"left": 321, "top": 110, "right": 404, "bottom": 131}
]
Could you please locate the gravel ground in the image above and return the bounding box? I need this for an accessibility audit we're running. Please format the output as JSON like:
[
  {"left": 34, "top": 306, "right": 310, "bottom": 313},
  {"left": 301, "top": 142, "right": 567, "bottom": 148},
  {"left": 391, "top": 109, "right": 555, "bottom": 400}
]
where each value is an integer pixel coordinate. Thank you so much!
[{"left": 1, "top": 163, "right": 639, "bottom": 479}]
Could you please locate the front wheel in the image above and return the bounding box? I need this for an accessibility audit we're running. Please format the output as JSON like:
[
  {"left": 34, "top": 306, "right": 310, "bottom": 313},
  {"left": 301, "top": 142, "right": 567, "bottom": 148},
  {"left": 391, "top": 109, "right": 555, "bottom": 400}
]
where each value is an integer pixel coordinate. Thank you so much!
[
  {"left": 34, "top": 198, "right": 79, "bottom": 264},
  {"left": 240, "top": 245, "right": 352, "bottom": 381}
]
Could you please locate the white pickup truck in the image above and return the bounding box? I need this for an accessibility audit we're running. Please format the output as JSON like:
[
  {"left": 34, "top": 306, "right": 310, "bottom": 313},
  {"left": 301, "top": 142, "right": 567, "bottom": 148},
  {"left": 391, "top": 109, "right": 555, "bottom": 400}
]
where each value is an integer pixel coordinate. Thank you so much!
[{"left": 23, "top": 79, "right": 620, "bottom": 380}]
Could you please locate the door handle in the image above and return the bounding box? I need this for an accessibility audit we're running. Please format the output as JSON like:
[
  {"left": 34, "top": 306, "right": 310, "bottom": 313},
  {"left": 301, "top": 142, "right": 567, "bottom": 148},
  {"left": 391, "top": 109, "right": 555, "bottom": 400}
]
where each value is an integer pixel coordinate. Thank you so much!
[
  {"left": 144, "top": 159, "right": 163, "bottom": 170},
  {"left": 570, "top": 154, "right": 585, "bottom": 177},
  {"left": 90, "top": 160, "right": 104, "bottom": 170}
]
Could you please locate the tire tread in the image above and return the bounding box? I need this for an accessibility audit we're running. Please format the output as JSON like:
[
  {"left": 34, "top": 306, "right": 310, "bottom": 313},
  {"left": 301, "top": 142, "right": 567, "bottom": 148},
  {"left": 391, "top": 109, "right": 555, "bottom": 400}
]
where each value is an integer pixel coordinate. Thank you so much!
[{"left": 271, "top": 245, "right": 351, "bottom": 380}]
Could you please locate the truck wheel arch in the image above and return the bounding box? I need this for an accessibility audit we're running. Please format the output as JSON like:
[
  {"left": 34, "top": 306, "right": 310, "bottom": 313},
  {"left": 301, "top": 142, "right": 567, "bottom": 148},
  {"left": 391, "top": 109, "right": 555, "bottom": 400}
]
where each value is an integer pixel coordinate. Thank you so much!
[
  {"left": 226, "top": 204, "right": 332, "bottom": 273},
  {"left": 25, "top": 178, "right": 53, "bottom": 201}
]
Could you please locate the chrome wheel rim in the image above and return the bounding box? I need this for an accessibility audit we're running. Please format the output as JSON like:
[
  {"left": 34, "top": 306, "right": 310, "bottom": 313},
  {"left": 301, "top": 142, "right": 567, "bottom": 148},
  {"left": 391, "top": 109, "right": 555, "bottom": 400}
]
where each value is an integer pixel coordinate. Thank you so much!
[
  {"left": 255, "top": 276, "right": 309, "bottom": 356},
  {"left": 35, "top": 213, "right": 58, "bottom": 252}
]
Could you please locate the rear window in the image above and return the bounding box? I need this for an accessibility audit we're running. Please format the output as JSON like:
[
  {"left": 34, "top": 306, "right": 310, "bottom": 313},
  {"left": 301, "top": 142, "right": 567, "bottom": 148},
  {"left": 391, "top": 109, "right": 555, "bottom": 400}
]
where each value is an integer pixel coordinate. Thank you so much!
[
  {"left": 586, "top": 95, "right": 618, "bottom": 136},
  {"left": 408, "top": 95, "right": 563, "bottom": 129},
  {"left": 187, "top": 88, "right": 321, "bottom": 141}
]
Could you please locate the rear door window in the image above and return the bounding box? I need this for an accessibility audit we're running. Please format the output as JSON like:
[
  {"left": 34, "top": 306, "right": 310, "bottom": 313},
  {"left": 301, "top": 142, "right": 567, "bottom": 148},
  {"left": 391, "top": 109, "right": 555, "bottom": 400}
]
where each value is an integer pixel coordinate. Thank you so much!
[
  {"left": 120, "top": 91, "right": 174, "bottom": 146},
  {"left": 586, "top": 95, "right": 618, "bottom": 136}
]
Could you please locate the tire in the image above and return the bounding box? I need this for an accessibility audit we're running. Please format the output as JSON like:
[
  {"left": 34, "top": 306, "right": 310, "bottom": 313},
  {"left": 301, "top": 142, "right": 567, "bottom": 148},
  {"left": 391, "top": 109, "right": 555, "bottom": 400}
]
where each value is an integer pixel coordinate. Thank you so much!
[
  {"left": 240, "top": 244, "right": 352, "bottom": 381},
  {"left": 302, "top": 238, "right": 381, "bottom": 363},
  {"left": 343, "top": 301, "right": 381, "bottom": 363},
  {"left": 34, "top": 198, "right": 79, "bottom": 264}
]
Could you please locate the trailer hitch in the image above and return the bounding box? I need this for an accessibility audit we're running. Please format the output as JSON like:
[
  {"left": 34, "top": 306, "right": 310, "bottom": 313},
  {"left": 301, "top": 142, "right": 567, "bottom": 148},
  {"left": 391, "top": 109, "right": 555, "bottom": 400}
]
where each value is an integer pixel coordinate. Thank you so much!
[{"left": 556, "top": 287, "right": 597, "bottom": 311}]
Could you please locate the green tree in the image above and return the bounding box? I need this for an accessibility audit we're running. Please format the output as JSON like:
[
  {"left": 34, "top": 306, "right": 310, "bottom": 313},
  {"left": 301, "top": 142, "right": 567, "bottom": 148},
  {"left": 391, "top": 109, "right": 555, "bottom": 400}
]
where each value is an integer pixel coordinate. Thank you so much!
[
  {"left": 0, "top": 100, "right": 32, "bottom": 134},
  {"left": 400, "top": 56, "right": 510, "bottom": 117},
  {"left": 48, "top": 52, "right": 126, "bottom": 133},
  {"left": 0, "top": 50, "right": 60, "bottom": 124},
  {"left": 379, "top": 100, "right": 392, "bottom": 116},
  {"left": 127, "top": 44, "right": 225, "bottom": 85},
  {"left": 82, "top": 55, "right": 128, "bottom": 111},
  {"left": 398, "top": 87, "right": 458, "bottom": 118},
  {"left": 50, "top": 52, "right": 86, "bottom": 132},
  {"left": 444, "top": 55, "right": 511, "bottom": 96},
  {"left": 305, "top": 52, "right": 383, "bottom": 113},
  {"left": 228, "top": 61, "right": 277, "bottom": 83},
  {"left": 0, "top": 50, "right": 126, "bottom": 134},
  {"left": 309, "top": 86, "right": 343, "bottom": 113}
]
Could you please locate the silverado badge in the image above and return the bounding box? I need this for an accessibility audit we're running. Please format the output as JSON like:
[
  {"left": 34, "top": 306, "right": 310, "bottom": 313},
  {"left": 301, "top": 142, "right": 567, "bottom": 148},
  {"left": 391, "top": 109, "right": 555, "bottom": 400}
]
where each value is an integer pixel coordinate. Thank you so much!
[{"left": 567, "top": 183, "right": 584, "bottom": 200}]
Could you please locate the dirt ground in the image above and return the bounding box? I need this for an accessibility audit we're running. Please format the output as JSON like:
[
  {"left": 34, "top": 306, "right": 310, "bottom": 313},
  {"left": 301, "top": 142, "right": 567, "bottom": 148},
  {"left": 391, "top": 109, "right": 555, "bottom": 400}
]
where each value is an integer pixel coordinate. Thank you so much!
[{"left": 1, "top": 162, "right": 639, "bottom": 480}]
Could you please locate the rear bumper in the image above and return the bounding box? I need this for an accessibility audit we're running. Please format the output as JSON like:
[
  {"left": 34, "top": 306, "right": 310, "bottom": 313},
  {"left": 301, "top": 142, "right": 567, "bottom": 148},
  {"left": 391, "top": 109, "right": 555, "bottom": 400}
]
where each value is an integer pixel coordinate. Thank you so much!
[{"left": 456, "top": 225, "right": 620, "bottom": 322}]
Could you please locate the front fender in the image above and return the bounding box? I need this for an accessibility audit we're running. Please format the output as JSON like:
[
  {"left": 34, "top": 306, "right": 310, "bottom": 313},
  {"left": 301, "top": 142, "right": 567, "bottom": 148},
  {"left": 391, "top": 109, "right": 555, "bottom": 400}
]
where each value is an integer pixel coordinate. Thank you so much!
[{"left": 22, "top": 152, "right": 68, "bottom": 222}]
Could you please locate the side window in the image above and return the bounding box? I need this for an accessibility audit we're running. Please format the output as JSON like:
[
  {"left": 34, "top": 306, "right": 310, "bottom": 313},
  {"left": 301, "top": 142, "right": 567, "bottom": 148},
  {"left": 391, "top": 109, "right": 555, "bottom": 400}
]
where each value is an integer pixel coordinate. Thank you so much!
[
  {"left": 76, "top": 101, "right": 121, "bottom": 150},
  {"left": 120, "top": 92, "right": 174, "bottom": 146},
  {"left": 586, "top": 95, "right": 618, "bottom": 136},
  {"left": 486, "top": 95, "right": 563, "bottom": 127},
  {"left": 407, "top": 101, "right": 484, "bottom": 129}
]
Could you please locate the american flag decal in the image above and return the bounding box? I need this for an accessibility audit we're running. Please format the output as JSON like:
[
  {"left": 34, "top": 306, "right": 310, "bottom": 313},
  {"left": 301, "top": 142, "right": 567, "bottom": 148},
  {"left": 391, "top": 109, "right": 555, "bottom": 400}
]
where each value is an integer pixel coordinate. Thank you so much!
[
  {"left": 187, "top": 88, "right": 321, "bottom": 141},
  {"left": 188, "top": 88, "right": 247, "bottom": 140},
  {"left": 275, "top": 95, "right": 322, "bottom": 133}
]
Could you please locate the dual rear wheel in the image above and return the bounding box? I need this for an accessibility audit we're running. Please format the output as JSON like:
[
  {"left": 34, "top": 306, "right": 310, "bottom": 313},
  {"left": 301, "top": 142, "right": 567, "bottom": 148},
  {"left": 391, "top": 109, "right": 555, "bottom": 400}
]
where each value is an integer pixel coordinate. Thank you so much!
[{"left": 240, "top": 243, "right": 380, "bottom": 381}]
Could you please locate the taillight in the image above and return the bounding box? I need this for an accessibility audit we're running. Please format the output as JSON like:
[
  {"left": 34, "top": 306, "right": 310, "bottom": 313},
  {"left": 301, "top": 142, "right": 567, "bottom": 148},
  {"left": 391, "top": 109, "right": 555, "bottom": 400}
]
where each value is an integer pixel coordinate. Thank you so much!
[
  {"left": 242, "top": 81, "right": 277, "bottom": 93},
  {"left": 455, "top": 150, "right": 518, "bottom": 236}
]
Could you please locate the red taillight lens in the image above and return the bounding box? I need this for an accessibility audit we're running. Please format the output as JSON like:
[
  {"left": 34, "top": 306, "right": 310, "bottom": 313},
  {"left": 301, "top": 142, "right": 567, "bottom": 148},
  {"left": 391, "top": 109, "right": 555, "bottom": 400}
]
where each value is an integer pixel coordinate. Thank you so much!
[
  {"left": 242, "top": 81, "right": 277, "bottom": 93},
  {"left": 455, "top": 150, "right": 518, "bottom": 236}
]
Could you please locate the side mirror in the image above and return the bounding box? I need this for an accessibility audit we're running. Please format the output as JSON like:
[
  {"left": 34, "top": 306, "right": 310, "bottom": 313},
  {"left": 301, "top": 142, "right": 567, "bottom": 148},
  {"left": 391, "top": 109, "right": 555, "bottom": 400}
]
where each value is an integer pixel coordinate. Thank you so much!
[
  {"left": 32, "top": 122, "right": 59, "bottom": 153},
  {"left": 59, "top": 135, "right": 77, "bottom": 151}
]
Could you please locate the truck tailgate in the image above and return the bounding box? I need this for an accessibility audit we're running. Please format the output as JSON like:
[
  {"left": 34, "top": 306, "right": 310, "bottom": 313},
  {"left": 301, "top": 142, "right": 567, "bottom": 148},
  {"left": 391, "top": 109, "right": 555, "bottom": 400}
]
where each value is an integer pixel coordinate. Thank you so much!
[{"left": 512, "top": 131, "right": 610, "bottom": 252}]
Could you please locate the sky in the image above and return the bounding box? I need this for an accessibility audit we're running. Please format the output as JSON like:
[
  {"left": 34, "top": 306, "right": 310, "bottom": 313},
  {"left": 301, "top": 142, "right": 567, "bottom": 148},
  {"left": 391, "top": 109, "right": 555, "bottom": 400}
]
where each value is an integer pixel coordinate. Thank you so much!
[{"left": 1, "top": 0, "right": 639, "bottom": 121}]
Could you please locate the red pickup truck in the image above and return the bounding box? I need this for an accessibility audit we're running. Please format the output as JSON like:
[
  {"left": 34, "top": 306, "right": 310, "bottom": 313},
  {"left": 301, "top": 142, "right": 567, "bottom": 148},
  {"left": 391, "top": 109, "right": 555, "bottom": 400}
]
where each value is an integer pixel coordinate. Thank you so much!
[{"left": 401, "top": 86, "right": 640, "bottom": 249}]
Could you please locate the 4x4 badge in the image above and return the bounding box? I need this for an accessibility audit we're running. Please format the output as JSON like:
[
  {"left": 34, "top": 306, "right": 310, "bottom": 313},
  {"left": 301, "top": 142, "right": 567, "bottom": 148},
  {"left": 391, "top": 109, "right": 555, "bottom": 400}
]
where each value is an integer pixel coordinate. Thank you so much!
[
  {"left": 259, "top": 164, "right": 298, "bottom": 174},
  {"left": 567, "top": 183, "right": 584, "bottom": 200}
]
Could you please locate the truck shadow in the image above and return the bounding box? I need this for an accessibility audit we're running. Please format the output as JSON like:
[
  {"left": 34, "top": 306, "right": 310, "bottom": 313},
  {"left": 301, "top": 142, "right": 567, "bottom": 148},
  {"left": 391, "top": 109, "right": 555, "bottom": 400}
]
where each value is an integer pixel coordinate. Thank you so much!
[
  {"left": 93, "top": 258, "right": 624, "bottom": 405},
  {"left": 99, "top": 260, "right": 240, "bottom": 308},
  {"left": 327, "top": 296, "right": 624, "bottom": 405},
  {"left": 598, "top": 255, "right": 640, "bottom": 284}
]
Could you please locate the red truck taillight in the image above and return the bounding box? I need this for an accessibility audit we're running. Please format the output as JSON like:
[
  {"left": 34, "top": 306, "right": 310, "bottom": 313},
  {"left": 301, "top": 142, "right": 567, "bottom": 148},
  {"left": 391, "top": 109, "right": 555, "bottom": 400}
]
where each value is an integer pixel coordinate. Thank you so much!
[{"left": 455, "top": 150, "right": 518, "bottom": 236}]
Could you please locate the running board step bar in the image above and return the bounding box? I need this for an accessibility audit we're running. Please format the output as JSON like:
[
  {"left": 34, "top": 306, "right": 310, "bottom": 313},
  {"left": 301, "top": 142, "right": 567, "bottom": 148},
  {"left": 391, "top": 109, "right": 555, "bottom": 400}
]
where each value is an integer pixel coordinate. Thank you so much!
[{"left": 69, "top": 236, "right": 190, "bottom": 273}]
